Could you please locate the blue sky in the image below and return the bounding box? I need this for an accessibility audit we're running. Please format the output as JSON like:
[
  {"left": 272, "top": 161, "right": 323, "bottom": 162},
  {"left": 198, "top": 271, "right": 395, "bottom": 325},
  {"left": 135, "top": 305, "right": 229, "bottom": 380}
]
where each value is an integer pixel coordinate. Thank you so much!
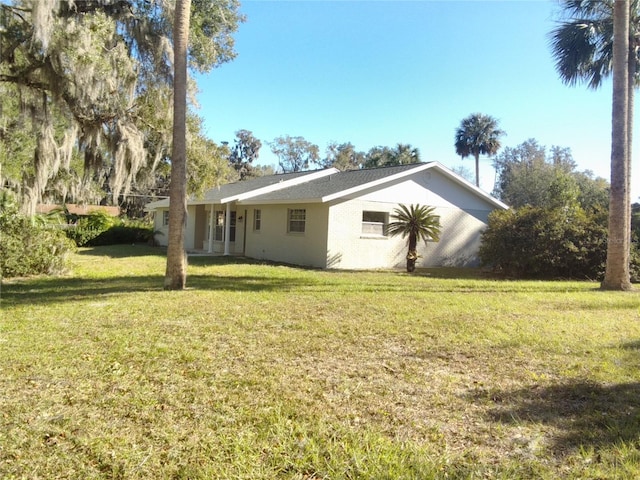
[{"left": 196, "top": 0, "right": 637, "bottom": 198}]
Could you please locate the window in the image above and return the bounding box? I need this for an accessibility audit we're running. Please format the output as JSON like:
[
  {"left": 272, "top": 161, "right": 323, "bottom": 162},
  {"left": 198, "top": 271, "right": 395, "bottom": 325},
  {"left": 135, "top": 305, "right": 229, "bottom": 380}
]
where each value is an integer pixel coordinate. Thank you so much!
[
  {"left": 229, "top": 211, "right": 236, "bottom": 242},
  {"left": 162, "top": 210, "right": 170, "bottom": 227},
  {"left": 214, "top": 210, "right": 236, "bottom": 242},
  {"left": 288, "top": 209, "right": 306, "bottom": 233},
  {"left": 362, "top": 211, "right": 387, "bottom": 236},
  {"left": 253, "top": 209, "right": 261, "bottom": 232},
  {"left": 214, "top": 211, "right": 224, "bottom": 241}
]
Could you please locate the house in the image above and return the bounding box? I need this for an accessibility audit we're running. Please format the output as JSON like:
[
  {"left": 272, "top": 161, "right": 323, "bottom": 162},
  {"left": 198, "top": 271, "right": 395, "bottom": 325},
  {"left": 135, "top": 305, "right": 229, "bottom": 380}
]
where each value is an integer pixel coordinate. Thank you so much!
[{"left": 145, "top": 162, "right": 508, "bottom": 269}]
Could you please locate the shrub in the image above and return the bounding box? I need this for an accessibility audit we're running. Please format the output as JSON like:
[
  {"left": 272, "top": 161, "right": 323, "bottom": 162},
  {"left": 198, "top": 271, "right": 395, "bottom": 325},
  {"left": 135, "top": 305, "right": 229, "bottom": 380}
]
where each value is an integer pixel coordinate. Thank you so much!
[
  {"left": 87, "top": 222, "right": 155, "bottom": 246},
  {"left": 0, "top": 205, "right": 76, "bottom": 278},
  {"left": 479, "top": 206, "right": 610, "bottom": 280}
]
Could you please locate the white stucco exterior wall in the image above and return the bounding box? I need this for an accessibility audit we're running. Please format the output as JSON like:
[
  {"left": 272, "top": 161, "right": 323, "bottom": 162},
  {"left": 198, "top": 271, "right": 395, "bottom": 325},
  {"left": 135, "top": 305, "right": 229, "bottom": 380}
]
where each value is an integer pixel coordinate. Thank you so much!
[
  {"left": 324, "top": 170, "right": 497, "bottom": 269},
  {"left": 152, "top": 206, "right": 197, "bottom": 250},
  {"left": 154, "top": 208, "right": 169, "bottom": 247}
]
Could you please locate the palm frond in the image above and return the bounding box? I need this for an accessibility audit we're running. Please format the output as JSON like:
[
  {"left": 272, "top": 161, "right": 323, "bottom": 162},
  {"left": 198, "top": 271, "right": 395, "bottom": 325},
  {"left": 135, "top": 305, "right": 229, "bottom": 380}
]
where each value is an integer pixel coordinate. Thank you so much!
[
  {"left": 550, "top": 0, "right": 640, "bottom": 89},
  {"left": 387, "top": 204, "right": 441, "bottom": 243}
]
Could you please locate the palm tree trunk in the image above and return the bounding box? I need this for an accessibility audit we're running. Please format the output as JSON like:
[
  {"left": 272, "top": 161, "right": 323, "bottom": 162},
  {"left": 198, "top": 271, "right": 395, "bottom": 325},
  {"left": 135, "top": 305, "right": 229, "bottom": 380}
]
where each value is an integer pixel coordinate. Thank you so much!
[
  {"left": 474, "top": 152, "right": 480, "bottom": 187},
  {"left": 626, "top": 20, "right": 635, "bottom": 266},
  {"left": 164, "top": 0, "right": 191, "bottom": 290},
  {"left": 407, "top": 232, "right": 417, "bottom": 272},
  {"left": 602, "top": 0, "right": 633, "bottom": 291}
]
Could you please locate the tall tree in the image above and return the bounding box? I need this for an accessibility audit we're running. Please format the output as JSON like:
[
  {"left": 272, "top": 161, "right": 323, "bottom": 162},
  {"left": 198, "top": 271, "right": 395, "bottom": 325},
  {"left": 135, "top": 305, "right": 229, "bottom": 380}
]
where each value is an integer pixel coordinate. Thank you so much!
[
  {"left": 363, "top": 143, "right": 421, "bottom": 169},
  {"left": 322, "top": 142, "right": 365, "bottom": 171},
  {"left": 0, "top": 1, "right": 242, "bottom": 214},
  {"left": 454, "top": 113, "right": 505, "bottom": 188},
  {"left": 269, "top": 135, "right": 320, "bottom": 173},
  {"left": 493, "top": 139, "right": 590, "bottom": 210},
  {"left": 603, "top": 0, "right": 633, "bottom": 290},
  {"left": 164, "top": 0, "right": 192, "bottom": 290},
  {"left": 387, "top": 204, "right": 441, "bottom": 273},
  {"left": 551, "top": 0, "right": 634, "bottom": 289},
  {"left": 229, "top": 129, "right": 262, "bottom": 180}
]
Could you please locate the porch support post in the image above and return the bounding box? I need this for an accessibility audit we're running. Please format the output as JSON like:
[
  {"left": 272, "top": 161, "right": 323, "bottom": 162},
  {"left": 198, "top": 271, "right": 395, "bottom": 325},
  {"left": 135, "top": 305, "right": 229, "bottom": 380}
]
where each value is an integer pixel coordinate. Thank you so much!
[
  {"left": 224, "top": 202, "right": 231, "bottom": 255},
  {"left": 207, "top": 206, "right": 214, "bottom": 253}
]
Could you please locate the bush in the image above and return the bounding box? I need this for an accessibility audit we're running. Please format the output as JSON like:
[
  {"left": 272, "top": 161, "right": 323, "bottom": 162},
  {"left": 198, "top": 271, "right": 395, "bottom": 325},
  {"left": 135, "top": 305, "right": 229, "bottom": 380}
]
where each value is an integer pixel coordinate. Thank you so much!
[
  {"left": 64, "top": 210, "right": 115, "bottom": 246},
  {"left": 62, "top": 211, "right": 154, "bottom": 247},
  {"left": 0, "top": 205, "right": 76, "bottom": 278},
  {"left": 479, "top": 206, "right": 610, "bottom": 280},
  {"left": 87, "top": 223, "right": 155, "bottom": 246}
]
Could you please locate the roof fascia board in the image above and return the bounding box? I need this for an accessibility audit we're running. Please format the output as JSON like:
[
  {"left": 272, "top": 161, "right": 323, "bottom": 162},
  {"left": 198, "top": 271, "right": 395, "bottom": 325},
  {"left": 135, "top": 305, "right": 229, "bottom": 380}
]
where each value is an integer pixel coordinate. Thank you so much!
[
  {"left": 320, "top": 163, "right": 433, "bottom": 203},
  {"left": 220, "top": 168, "right": 339, "bottom": 204},
  {"left": 238, "top": 198, "right": 323, "bottom": 206}
]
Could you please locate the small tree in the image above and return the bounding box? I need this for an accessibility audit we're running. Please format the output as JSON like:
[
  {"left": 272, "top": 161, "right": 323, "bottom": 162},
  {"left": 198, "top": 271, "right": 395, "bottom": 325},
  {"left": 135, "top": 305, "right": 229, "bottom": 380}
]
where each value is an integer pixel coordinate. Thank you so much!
[{"left": 388, "top": 204, "right": 441, "bottom": 272}]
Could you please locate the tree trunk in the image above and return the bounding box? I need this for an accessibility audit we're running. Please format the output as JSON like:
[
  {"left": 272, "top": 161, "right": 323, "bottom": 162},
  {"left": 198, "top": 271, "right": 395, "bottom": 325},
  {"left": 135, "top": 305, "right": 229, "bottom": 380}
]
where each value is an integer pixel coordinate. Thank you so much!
[
  {"left": 602, "top": 0, "right": 633, "bottom": 291},
  {"left": 474, "top": 152, "right": 480, "bottom": 187},
  {"left": 406, "top": 232, "right": 417, "bottom": 272},
  {"left": 164, "top": 0, "right": 191, "bottom": 290},
  {"left": 626, "top": 17, "right": 635, "bottom": 271}
]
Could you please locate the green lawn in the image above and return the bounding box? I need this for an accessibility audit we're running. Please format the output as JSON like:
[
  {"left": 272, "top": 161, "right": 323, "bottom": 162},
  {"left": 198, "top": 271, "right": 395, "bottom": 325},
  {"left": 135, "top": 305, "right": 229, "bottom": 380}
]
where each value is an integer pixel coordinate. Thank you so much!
[{"left": 2, "top": 245, "right": 640, "bottom": 479}]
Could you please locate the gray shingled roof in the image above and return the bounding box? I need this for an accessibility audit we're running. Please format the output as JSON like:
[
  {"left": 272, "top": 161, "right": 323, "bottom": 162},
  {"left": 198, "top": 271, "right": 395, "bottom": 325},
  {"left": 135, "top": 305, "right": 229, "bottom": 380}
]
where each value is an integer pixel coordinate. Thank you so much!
[
  {"left": 243, "top": 163, "right": 432, "bottom": 203},
  {"left": 146, "top": 162, "right": 508, "bottom": 211},
  {"left": 202, "top": 170, "right": 318, "bottom": 202}
]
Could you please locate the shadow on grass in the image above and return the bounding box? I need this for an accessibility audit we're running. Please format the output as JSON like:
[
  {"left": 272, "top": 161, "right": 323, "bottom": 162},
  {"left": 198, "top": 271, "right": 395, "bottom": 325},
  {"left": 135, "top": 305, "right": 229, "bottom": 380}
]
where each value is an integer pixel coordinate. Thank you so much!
[
  {"left": 478, "top": 378, "right": 640, "bottom": 456},
  {"left": 77, "top": 244, "right": 166, "bottom": 259},
  {"left": 0, "top": 273, "right": 324, "bottom": 307}
]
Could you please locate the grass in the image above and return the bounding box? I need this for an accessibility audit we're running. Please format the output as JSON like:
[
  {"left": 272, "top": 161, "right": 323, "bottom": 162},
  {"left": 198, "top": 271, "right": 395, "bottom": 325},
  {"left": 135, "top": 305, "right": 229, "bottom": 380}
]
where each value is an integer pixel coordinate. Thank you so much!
[{"left": 2, "top": 244, "right": 640, "bottom": 479}]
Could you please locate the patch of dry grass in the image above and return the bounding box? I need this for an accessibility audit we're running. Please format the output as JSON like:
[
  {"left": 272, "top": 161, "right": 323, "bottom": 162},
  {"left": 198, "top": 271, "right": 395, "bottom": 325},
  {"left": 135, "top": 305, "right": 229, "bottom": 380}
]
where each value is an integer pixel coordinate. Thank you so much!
[{"left": 1, "top": 245, "right": 640, "bottom": 478}]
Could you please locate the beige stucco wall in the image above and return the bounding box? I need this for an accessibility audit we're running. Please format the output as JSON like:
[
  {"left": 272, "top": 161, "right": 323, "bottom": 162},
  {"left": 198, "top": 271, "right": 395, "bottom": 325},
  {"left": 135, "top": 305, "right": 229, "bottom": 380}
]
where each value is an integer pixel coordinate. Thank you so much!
[{"left": 243, "top": 203, "right": 329, "bottom": 268}]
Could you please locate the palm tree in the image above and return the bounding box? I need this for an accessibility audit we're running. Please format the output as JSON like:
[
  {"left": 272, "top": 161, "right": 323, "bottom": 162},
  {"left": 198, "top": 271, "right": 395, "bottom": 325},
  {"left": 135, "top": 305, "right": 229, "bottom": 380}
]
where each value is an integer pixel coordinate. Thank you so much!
[
  {"left": 454, "top": 113, "right": 505, "bottom": 188},
  {"left": 551, "top": 0, "right": 635, "bottom": 290},
  {"left": 164, "top": 0, "right": 191, "bottom": 290},
  {"left": 604, "top": 0, "right": 633, "bottom": 290},
  {"left": 387, "top": 204, "right": 441, "bottom": 273}
]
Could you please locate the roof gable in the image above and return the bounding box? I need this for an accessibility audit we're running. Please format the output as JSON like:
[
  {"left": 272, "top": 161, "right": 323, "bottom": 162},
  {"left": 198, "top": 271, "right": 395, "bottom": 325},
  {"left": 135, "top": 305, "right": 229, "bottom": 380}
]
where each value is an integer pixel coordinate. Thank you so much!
[
  {"left": 241, "top": 162, "right": 508, "bottom": 210},
  {"left": 145, "top": 163, "right": 507, "bottom": 211}
]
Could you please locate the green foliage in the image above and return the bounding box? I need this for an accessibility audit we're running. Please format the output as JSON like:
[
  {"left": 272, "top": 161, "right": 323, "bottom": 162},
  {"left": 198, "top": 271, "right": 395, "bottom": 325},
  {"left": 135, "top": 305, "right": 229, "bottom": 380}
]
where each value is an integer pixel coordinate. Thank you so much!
[
  {"left": 492, "top": 139, "right": 608, "bottom": 211},
  {"left": 0, "top": 1, "right": 243, "bottom": 214},
  {"left": 269, "top": 135, "right": 321, "bottom": 173},
  {"left": 87, "top": 218, "right": 155, "bottom": 246},
  {"left": 363, "top": 143, "right": 421, "bottom": 169},
  {"left": 322, "top": 142, "right": 365, "bottom": 170},
  {"left": 228, "top": 129, "right": 263, "bottom": 180},
  {"left": 186, "top": 115, "right": 235, "bottom": 198},
  {"left": 479, "top": 206, "right": 615, "bottom": 279},
  {"left": 454, "top": 113, "right": 505, "bottom": 186},
  {"left": 550, "top": 0, "right": 640, "bottom": 90},
  {"left": 62, "top": 211, "right": 154, "bottom": 247},
  {"left": 63, "top": 210, "right": 114, "bottom": 247},
  {"left": 0, "top": 204, "right": 76, "bottom": 278}
]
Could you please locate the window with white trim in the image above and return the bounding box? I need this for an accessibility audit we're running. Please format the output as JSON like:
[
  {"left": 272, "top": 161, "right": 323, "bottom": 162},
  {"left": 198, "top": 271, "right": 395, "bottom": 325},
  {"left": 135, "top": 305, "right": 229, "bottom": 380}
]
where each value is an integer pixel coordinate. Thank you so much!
[
  {"left": 229, "top": 211, "right": 236, "bottom": 242},
  {"left": 162, "top": 210, "right": 170, "bottom": 227},
  {"left": 253, "top": 209, "right": 261, "bottom": 232},
  {"left": 362, "top": 211, "right": 388, "bottom": 236},
  {"left": 287, "top": 209, "right": 306, "bottom": 233},
  {"left": 214, "top": 210, "right": 224, "bottom": 241}
]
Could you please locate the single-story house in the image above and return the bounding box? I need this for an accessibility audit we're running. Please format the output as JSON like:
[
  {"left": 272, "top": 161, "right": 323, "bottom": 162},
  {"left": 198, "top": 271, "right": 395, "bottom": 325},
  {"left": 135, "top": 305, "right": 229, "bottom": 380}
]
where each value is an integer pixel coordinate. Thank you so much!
[{"left": 145, "top": 162, "right": 508, "bottom": 269}]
